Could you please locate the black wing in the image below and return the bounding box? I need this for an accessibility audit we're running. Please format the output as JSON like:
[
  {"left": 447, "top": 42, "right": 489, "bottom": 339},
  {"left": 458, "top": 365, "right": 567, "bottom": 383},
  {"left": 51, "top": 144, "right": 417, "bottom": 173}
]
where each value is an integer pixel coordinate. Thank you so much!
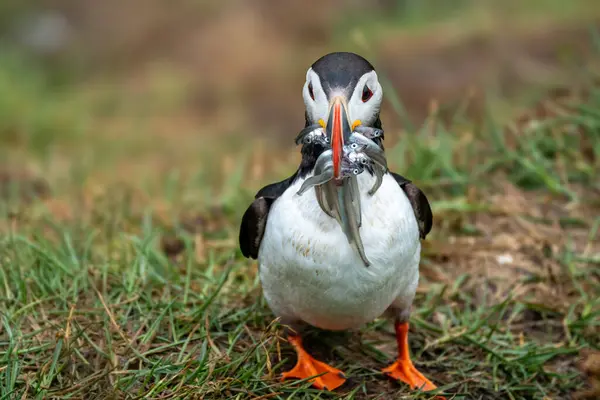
[
  {"left": 255, "top": 173, "right": 297, "bottom": 199},
  {"left": 239, "top": 174, "right": 297, "bottom": 259},
  {"left": 390, "top": 172, "right": 433, "bottom": 240}
]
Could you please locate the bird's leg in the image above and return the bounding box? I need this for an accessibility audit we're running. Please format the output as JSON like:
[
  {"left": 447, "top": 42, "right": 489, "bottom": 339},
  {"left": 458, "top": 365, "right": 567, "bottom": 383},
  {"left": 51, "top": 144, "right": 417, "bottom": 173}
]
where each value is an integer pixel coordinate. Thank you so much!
[
  {"left": 281, "top": 334, "right": 346, "bottom": 391},
  {"left": 382, "top": 320, "right": 445, "bottom": 398}
]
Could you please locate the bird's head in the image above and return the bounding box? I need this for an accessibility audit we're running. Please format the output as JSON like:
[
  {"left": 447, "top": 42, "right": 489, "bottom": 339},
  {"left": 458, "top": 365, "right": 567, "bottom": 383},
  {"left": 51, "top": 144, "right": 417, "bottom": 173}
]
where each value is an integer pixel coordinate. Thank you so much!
[{"left": 303, "top": 52, "right": 383, "bottom": 180}]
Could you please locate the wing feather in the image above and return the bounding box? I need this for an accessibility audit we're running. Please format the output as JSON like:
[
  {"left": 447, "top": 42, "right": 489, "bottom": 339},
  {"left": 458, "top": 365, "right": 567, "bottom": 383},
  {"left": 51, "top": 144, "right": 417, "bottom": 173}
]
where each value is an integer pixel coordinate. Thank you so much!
[{"left": 390, "top": 172, "right": 433, "bottom": 239}]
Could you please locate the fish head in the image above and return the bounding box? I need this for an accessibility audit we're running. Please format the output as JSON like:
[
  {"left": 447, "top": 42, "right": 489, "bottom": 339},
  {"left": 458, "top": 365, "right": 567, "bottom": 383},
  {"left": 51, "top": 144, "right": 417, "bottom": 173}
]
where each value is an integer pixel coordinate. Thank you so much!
[{"left": 341, "top": 156, "right": 365, "bottom": 177}]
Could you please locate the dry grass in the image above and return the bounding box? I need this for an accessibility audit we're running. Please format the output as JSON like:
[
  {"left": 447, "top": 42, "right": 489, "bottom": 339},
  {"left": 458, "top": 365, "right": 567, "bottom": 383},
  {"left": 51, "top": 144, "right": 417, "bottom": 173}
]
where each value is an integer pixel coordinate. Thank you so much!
[
  {"left": 1, "top": 79, "right": 599, "bottom": 399},
  {"left": 1, "top": 2, "right": 600, "bottom": 399}
]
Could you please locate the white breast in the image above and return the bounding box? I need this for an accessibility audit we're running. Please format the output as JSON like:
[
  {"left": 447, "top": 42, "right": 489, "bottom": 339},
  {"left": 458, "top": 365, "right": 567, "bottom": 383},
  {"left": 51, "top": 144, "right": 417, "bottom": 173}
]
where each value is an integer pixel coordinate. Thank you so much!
[{"left": 258, "top": 172, "right": 421, "bottom": 331}]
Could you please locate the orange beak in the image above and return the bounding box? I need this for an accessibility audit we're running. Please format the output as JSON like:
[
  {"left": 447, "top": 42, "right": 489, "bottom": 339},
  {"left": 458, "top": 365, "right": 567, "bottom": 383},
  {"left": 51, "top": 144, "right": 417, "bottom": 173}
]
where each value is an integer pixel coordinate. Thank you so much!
[{"left": 325, "top": 97, "right": 351, "bottom": 181}]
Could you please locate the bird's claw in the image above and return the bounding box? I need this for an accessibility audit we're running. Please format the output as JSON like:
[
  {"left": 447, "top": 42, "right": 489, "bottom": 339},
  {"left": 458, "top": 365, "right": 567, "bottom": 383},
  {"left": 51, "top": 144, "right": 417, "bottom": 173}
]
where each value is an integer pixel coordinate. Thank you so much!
[
  {"left": 281, "top": 335, "right": 347, "bottom": 391},
  {"left": 383, "top": 359, "right": 445, "bottom": 399}
]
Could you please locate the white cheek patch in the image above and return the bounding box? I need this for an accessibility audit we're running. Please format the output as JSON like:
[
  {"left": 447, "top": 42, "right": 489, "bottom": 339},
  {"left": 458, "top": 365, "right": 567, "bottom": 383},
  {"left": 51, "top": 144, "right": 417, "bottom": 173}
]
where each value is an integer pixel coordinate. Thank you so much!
[
  {"left": 303, "top": 68, "right": 383, "bottom": 127},
  {"left": 347, "top": 71, "right": 382, "bottom": 127},
  {"left": 303, "top": 68, "right": 329, "bottom": 123}
]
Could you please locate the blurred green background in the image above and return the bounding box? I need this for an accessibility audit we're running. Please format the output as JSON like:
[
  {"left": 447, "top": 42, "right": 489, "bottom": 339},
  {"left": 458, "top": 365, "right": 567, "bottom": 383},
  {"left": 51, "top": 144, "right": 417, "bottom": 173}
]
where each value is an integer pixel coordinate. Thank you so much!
[{"left": 1, "top": 0, "right": 599, "bottom": 192}]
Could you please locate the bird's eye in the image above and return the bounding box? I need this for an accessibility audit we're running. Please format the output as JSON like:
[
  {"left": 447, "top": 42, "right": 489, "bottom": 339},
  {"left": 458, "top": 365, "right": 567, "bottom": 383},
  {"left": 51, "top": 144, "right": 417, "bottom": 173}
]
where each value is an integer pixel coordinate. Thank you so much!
[
  {"left": 350, "top": 143, "right": 358, "bottom": 149},
  {"left": 361, "top": 85, "right": 373, "bottom": 102},
  {"left": 308, "top": 82, "right": 315, "bottom": 100},
  {"left": 361, "top": 158, "right": 367, "bottom": 164},
  {"left": 353, "top": 169, "right": 359, "bottom": 175}
]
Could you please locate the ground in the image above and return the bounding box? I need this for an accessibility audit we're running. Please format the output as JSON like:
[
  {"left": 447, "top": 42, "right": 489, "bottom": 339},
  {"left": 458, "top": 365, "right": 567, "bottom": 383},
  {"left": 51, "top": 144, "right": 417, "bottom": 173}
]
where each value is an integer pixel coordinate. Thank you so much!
[{"left": 0, "top": 1, "right": 600, "bottom": 399}]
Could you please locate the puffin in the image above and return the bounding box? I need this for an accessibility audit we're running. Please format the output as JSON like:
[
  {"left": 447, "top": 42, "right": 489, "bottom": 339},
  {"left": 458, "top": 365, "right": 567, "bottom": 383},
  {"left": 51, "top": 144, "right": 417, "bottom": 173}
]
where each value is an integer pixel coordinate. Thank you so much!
[{"left": 239, "top": 52, "right": 441, "bottom": 396}]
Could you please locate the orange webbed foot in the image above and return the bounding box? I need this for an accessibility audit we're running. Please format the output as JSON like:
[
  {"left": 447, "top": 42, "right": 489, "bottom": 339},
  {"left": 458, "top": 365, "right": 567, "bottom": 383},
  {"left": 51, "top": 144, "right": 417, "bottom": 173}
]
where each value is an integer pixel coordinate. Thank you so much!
[
  {"left": 382, "top": 358, "right": 438, "bottom": 392},
  {"left": 280, "top": 334, "right": 346, "bottom": 391},
  {"left": 383, "top": 321, "right": 446, "bottom": 399}
]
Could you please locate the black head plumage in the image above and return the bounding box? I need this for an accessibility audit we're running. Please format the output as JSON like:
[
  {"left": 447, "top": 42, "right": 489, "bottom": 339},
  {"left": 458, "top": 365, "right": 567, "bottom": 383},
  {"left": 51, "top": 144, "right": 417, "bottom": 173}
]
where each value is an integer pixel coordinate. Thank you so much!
[
  {"left": 311, "top": 52, "right": 375, "bottom": 97},
  {"left": 299, "top": 52, "right": 382, "bottom": 177}
]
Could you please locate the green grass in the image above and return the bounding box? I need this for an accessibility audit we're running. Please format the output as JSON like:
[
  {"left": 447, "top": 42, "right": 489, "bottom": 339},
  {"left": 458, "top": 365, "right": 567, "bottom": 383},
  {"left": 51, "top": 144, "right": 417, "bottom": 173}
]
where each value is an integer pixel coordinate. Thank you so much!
[
  {"left": 1, "top": 77, "right": 599, "bottom": 399},
  {"left": 1, "top": 3, "right": 600, "bottom": 399},
  {"left": 334, "top": 0, "right": 600, "bottom": 45}
]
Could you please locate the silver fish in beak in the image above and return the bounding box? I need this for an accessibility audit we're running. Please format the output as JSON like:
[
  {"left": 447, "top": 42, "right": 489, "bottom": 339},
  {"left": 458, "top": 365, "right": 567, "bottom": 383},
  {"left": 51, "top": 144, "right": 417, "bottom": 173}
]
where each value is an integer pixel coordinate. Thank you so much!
[
  {"left": 341, "top": 155, "right": 366, "bottom": 176},
  {"left": 296, "top": 150, "right": 338, "bottom": 221},
  {"left": 336, "top": 176, "right": 370, "bottom": 267},
  {"left": 341, "top": 154, "right": 365, "bottom": 229},
  {"left": 325, "top": 98, "right": 370, "bottom": 266},
  {"left": 294, "top": 97, "right": 374, "bottom": 267},
  {"left": 297, "top": 150, "right": 334, "bottom": 196},
  {"left": 295, "top": 123, "right": 328, "bottom": 146},
  {"left": 348, "top": 132, "right": 387, "bottom": 169},
  {"left": 354, "top": 125, "right": 384, "bottom": 140},
  {"left": 347, "top": 132, "right": 387, "bottom": 196}
]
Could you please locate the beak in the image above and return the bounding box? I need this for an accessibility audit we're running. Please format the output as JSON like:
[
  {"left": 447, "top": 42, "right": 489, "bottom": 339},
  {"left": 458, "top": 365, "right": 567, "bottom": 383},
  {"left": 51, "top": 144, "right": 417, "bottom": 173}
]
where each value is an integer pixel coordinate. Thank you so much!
[{"left": 325, "top": 97, "right": 352, "bottom": 180}]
